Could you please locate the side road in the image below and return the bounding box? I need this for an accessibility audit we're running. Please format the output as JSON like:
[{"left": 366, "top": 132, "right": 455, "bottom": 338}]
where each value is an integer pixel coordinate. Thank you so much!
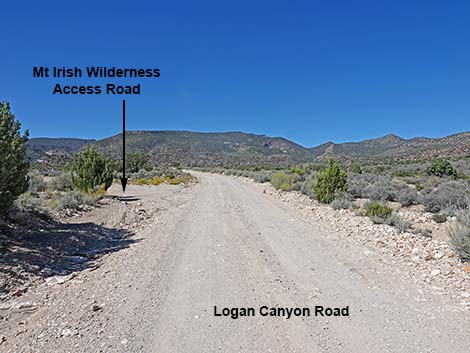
[{"left": 1, "top": 172, "right": 469, "bottom": 353}]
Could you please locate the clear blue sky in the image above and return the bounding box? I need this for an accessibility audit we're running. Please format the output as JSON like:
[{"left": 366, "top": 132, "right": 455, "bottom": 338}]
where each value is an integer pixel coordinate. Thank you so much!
[{"left": 1, "top": 0, "right": 469, "bottom": 147}]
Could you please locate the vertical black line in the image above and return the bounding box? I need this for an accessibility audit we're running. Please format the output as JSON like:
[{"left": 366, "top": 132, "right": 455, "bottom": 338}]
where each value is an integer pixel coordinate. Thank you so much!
[{"left": 122, "top": 99, "right": 126, "bottom": 178}]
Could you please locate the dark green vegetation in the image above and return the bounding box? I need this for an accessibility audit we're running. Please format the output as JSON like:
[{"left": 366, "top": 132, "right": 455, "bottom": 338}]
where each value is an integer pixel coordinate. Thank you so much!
[
  {"left": 71, "top": 146, "right": 114, "bottom": 193},
  {"left": 125, "top": 150, "right": 151, "bottom": 173},
  {"left": 425, "top": 159, "right": 458, "bottom": 178},
  {"left": 27, "top": 130, "right": 470, "bottom": 169},
  {"left": 313, "top": 160, "right": 348, "bottom": 203},
  {"left": 0, "top": 102, "right": 29, "bottom": 214}
]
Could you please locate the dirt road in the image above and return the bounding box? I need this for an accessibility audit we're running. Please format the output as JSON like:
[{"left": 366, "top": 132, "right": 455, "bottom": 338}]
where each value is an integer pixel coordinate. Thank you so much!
[{"left": 2, "top": 172, "right": 470, "bottom": 352}]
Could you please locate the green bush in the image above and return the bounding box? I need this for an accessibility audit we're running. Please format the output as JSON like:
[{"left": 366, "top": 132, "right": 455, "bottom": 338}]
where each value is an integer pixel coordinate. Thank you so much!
[
  {"left": 365, "top": 202, "right": 393, "bottom": 218},
  {"left": 314, "top": 160, "right": 348, "bottom": 203},
  {"left": 126, "top": 151, "right": 151, "bottom": 173},
  {"left": 0, "top": 102, "right": 29, "bottom": 214},
  {"left": 290, "top": 166, "right": 305, "bottom": 176},
  {"left": 271, "top": 172, "right": 293, "bottom": 191},
  {"left": 426, "top": 159, "right": 458, "bottom": 178},
  {"left": 349, "top": 163, "right": 362, "bottom": 174},
  {"left": 432, "top": 213, "right": 447, "bottom": 223},
  {"left": 71, "top": 146, "right": 113, "bottom": 193}
]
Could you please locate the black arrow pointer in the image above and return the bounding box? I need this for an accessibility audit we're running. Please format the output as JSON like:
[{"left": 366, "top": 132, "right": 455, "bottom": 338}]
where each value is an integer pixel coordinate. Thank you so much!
[{"left": 120, "top": 99, "right": 128, "bottom": 192}]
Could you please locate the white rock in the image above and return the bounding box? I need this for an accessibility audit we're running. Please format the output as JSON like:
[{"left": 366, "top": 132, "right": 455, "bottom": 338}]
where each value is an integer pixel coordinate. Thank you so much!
[
  {"left": 45, "top": 273, "right": 76, "bottom": 286},
  {"left": 430, "top": 269, "right": 441, "bottom": 276}
]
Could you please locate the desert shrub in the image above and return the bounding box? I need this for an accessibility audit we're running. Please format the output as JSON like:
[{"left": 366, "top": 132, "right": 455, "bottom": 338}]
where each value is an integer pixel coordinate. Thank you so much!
[
  {"left": 396, "top": 187, "right": 418, "bottom": 207},
  {"left": 374, "top": 165, "right": 386, "bottom": 174},
  {"left": 448, "top": 210, "right": 470, "bottom": 261},
  {"left": 253, "top": 171, "right": 271, "bottom": 183},
  {"left": 365, "top": 202, "right": 393, "bottom": 219},
  {"left": 392, "top": 169, "right": 416, "bottom": 177},
  {"left": 71, "top": 146, "right": 113, "bottom": 193},
  {"left": 0, "top": 102, "right": 29, "bottom": 214},
  {"left": 349, "top": 163, "right": 362, "bottom": 174},
  {"left": 330, "top": 192, "right": 354, "bottom": 210},
  {"left": 363, "top": 176, "right": 399, "bottom": 202},
  {"left": 150, "top": 177, "right": 166, "bottom": 185},
  {"left": 300, "top": 178, "right": 316, "bottom": 198},
  {"left": 335, "top": 191, "right": 354, "bottom": 201},
  {"left": 422, "top": 180, "right": 470, "bottom": 213},
  {"left": 385, "top": 213, "right": 411, "bottom": 233},
  {"left": 426, "top": 159, "right": 458, "bottom": 178},
  {"left": 271, "top": 172, "right": 293, "bottom": 191},
  {"left": 432, "top": 213, "right": 447, "bottom": 223},
  {"left": 15, "top": 192, "right": 42, "bottom": 211},
  {"left": 402, "top": 176, "right": 420, "bottom": 186},
  {"left": 292, "top": 180, "right": 302, "bottom": 191},
  {"left": 28, "top": 169, "right": 47, "bottom": 193},
  {"left": 290, "top": 166, "right": 305, "bottom": 176},
  {"left": 134, "top": 178, "right": 149, "bottom": 185},
  {"left": 168, "top": 173, "right": 193, "bottom": 185},
  {"left": 49, "top": 171, "right": 73, "bottom": 191},
  {"left": 280, "top": 182, "right": 293, "bottom": 191},
  {"left": 126, "top": 151, "right": 151, "bottom": 173},
  {"left": 415, "top": 228, "right": 433, "bottom": 238},
  {"left": 415, "top": 175, "right": 440, "bottom": 193},
  {"left": 132, "top": 169, "right": 155, "bottom": 179},
  {"left": 314, "top": 160, "right": 348, "bottom": 203},
  {"left": 330, "top": 199, "right": 352, "bottom": 210},
  {"left": 347, "top": 173, "right": 373, "bottom": 198},
  {"left": 54, "top": 190, "right": 94, "bottom": 210}
]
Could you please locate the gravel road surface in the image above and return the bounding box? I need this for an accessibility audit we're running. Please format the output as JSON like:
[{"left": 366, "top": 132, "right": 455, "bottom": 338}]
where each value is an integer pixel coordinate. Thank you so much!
[{"left": 2, "top": 172, "right": 469, "bottom": 352}]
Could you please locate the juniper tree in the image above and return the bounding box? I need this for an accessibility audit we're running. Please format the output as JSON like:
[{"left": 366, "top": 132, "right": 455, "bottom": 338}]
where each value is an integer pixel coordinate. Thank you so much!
[
  {"left": 126, "top": 151, "right": 151, "bottom": 173},
  {"left": 314, "top": 159, "right": 348, "bottom": 203},
  {"left": 71, "top": 146, "right": 113, "bottom": 192},
  {"left": 0, "top": 102, "right": 29, "bottom": 214}
]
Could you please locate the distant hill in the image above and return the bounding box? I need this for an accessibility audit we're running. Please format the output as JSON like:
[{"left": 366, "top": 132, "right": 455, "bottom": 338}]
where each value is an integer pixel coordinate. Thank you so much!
[
  {"left": 92, "top": 131, "right": 310, "bottom": 167},
  {"left": 315, "top": 132, "right": 470, "bottom": 162},
  {"left": 26, "top": 130, "right": 470, "bottom": 168},
  {"left": 26, "top": 138, "right": 95, "bottom": 170}
]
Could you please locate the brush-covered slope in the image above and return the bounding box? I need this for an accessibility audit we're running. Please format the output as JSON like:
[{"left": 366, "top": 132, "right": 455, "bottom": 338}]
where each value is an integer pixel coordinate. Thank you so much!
[
  {"left": 26, "top": 130, "right": 470, "bottom": 168},
  {"left": 92, "top": 131, "right": 310, "bottom": 167}
]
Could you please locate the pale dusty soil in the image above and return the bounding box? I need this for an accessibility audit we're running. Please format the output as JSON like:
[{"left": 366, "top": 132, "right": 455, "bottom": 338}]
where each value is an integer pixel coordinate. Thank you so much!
[{"left": 1, "top": 172, "right": 469, "bottom": 353}]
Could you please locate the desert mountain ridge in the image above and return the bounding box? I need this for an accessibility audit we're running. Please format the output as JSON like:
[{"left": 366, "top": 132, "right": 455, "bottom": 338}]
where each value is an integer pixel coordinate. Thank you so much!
[{"left": 26, "top": 130, "right": 470, "bottom": 167}]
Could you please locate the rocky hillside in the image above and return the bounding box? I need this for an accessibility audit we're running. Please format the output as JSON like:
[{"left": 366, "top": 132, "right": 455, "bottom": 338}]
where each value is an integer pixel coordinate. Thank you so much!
[
  {"left": 26, "top": 130, "right": 470, "bottom": 167},
  {"left": 316, "top": 132, "right": 470, "bottom": 161},
  {"left": 26, "top": 138, "right": 95, "bottom": 171}
]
